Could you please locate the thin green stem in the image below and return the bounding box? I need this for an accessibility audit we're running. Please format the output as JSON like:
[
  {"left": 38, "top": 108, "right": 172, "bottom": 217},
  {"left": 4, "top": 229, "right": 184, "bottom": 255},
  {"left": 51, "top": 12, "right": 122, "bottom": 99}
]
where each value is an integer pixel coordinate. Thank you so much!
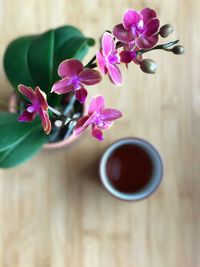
[
  {"left": 84, "top": 39, "right": 180, "bottom": 71},
  {"left": 88, "top": 63, "right": 97, "bottom": 69},
  {"left": 48, "top": 106, "right": 62, "bottom": 117},
  {"left": 137, "top": 40, "right": 180, "bottom": 55},
  {"left": 48, "top": 105, "right": 80, "bottom": 126},
  {"left": 63, "top": 95, "right": 76, "bottom": 116},
  {"left": 84, "top": 55, "right": 96, "bottom": 68}
]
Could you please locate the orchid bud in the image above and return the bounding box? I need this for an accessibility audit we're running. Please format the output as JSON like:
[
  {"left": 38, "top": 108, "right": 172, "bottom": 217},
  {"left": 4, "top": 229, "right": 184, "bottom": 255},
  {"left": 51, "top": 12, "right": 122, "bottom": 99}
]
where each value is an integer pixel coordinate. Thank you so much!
[
  {"left": 140, "top": 59, "right": 157, "bottom": 74},
  {"left": 172, "top": 45, "right": 185, "bottom": 55},
  {"left": 159, "top": 24, "right": 174, "bottom": 38}
]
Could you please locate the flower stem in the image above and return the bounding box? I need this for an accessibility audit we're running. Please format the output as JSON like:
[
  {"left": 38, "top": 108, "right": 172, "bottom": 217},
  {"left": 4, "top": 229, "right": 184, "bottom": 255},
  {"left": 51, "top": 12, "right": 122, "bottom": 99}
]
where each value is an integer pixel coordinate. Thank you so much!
[
  {"left": 137, "top": 40, "right": 180, "bottom": 55},
  {"left": 88, "top": 63, "right": 97, "bottom": 69},
  {"left": 83, "top": 40, "right": 180, "bottom": 71},
  {"left": 48, "top": 104, "right": 80, "bottom": 127},
  {"left": 63, "top": 95, "right": 76, "bottom": 116},
  {"left": 84, "top": 55, "right": 97, "bottom": 68},
  {"left": 48, "top": 106, "right": 62, "bottom": 116}
]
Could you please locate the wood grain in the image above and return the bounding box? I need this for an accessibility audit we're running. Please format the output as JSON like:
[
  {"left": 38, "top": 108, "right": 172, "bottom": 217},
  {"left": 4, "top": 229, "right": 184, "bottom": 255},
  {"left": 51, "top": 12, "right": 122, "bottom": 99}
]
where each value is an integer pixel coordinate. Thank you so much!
[{"left": 0, "top": 0, "right": 199, "bottom": 266}]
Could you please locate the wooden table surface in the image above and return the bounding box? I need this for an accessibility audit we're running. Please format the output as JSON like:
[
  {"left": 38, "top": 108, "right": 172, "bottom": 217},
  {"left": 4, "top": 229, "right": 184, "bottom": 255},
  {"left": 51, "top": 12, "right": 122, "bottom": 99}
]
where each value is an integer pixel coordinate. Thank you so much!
[{"left": 0, "top": 0, "right": 199, "bottom": 266}]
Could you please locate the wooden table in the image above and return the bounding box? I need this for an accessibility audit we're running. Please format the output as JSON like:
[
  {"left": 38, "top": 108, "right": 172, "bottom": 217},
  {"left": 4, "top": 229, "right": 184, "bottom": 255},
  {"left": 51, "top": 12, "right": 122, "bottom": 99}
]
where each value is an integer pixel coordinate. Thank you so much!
[{"left": 0, "top": 1, "right": 199, "bottom": 266}]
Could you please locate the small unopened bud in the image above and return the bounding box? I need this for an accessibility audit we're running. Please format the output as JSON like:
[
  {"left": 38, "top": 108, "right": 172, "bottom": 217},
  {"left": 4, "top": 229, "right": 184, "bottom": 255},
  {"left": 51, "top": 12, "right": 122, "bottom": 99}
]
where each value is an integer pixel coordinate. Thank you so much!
[
  {"left": 172, "top": 45, "right": 185, "bottom": 55},
  {"left": 159, "top": 24, "right": 174, "bottom": 38},
  {"left": 140, "top": 59, "right": 157, "bottom": 74}
]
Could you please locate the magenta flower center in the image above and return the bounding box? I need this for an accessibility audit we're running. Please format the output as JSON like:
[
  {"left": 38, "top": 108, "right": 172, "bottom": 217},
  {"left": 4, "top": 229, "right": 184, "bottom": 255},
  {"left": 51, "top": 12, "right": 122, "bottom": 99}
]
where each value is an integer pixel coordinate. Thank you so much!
[
  {"left": 131, "top": 19, "right": 144, "bottom": 37},
  {"left": 71, "top": 76, "right": 81, "bottom": 90},
  {"left": 108, "top": 53, "right": 120, "bottom": 65},
  {"left": 93, "top": 113, "right": 105, "bottom": 128},
  {"left": 27, "top": 102, "right": 40, "bottom": 113}
]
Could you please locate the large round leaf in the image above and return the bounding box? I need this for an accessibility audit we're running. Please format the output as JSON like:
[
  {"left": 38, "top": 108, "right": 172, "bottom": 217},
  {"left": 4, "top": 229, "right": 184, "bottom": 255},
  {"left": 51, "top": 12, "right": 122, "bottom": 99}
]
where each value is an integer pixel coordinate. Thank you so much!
[
  {"left": 4, "top": 26, "right": 95, "bottom": 105},
  {"left": 3, "top": 36, "right": 37, "bottom": 88},
  {"left": 0, "top": 112, "right": 47, "bottom": 168}
]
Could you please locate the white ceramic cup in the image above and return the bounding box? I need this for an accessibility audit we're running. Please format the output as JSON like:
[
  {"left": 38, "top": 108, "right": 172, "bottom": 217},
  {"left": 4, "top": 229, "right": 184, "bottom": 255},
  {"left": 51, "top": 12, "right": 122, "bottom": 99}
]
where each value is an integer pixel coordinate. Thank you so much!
[{"left": 99, "top": 138, "right": 163, "bottom": 201}]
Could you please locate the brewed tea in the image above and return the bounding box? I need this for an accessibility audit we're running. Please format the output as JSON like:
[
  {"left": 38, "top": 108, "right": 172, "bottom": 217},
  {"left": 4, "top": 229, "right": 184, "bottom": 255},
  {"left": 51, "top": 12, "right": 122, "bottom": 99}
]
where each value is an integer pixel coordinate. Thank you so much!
[{"left": 106, "top": 144, "right": 153, "bottom": 193}]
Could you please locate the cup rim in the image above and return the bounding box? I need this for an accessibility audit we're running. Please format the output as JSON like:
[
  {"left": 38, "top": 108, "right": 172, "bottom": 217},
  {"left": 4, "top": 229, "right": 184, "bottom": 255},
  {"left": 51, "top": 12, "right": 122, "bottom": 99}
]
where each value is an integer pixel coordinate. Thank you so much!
[{"left": 99, "top": 137, "right": 163, "bottom": 201}]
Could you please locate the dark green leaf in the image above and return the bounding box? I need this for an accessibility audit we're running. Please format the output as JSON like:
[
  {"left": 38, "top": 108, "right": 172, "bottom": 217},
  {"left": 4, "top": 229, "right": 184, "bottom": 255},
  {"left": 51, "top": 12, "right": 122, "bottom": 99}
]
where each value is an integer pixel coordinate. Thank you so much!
[
  {"left": 4, "top": 26, "right": 95, "bottom": 105},
  {"left": 0, "top": 125, "right": 47, "bottom": 168},
  {"left": 3, "top": 35, "right": 37, "bottom": 90},
  {"left": 0, "top": 112, "right": 47, "bottom": 168},
  {"left": 0, "top": 112, "right": 41, "bottom": 151},
  {"left": 28, "top": 30, "right": 54, "bottom": 93}
]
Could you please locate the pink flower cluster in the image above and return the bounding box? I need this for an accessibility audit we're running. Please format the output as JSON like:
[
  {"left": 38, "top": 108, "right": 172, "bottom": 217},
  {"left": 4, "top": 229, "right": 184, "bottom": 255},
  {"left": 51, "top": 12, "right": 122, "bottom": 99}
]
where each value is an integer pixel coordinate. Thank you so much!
[
  {"left": 113, "top": 8, "right": 159, "bottom": 49},
  {"left": 97, "top": 8, "right": 160, "bottom": 83},
  {"left": 18, "top": 7, "right": 161, "bottom": 141}
]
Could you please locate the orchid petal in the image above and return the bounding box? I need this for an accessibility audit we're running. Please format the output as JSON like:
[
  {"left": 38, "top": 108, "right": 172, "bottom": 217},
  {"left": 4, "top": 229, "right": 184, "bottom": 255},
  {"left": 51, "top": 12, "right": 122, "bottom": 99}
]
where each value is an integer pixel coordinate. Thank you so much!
[
  {"left": 141, "top": 8, "right": 157, "bottom": 24},
  {"left": 18, "top": 110, "right": 36, "bottom": 122},
  {"left": 74, "top": 112, "right": 97, "bottom": 135},
  {"left": 51, "top": 77, "right": 74, "bottom": 95},
  {"left": 144, "top": 18, "right": 160, "bottom": 38},
  {"left": 58, "top": 59, "right": 83, "bottom": 78},
  {"left": 107, "top": 64, "right": 122, "bottom": 86},
  {"left": 100, "top": 121, "right": 113, "bottom": 129},
  {"left": 46, "top": 115, "right": 52, "bottom": 134},
  {"left": 101, "top": 108, "right": 122, "bottom": 121},
  {"left": 35, "top": 86, "right": 48, "bottom": 110},
  {"left": 136, "top": 34, "right": 158, "bottom": 49},
  {"left": 120, "top": 50, "right": 135, "bottom": 63},
  {"left": 96, "top": 51, "right": 107, "bottom": 74},
  {"left": 78, "top": 69, "right": 102, "bottom": 85},
  {"left": 123, "top": 41, "right": 136, "bottom": 50},
  {"left": 74, "top": 115, "right": 90, "bottom": 135},
  {"left": 91, "top": 127, "right": 104, "bottom": 141},
  {"left": 102, "top": 32, "right": 115, "bottom": 57},
  {"left": 88, "top": 95, "right": 105, "bottom": 115},
  {"left": 42, "top": 112, "right": 52, "bottom": 135},
  {"left": 27, "top": 105, "right": 36, "bottom": 113},
  {"left": 18, "top": 84, "right": 36, "bottom": 103},
  {"left": 113, "top": 24, "right": 134, "bottom": 43},
  {"left": 38, "top": 108, "right": 51, "bottom": 134},
  {"left": 75, "top": 87, "right": 88, "bottom": 104},
  {"left": 123, "top": 9, "right": 142, "bottom": 30}
]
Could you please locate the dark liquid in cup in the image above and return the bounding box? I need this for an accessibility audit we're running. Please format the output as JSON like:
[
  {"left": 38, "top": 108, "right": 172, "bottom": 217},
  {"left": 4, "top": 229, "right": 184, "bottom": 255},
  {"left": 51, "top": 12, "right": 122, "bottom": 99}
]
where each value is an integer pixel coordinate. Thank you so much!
[{"left": 106, "top": 144, "right": 153, "bottom": 193}]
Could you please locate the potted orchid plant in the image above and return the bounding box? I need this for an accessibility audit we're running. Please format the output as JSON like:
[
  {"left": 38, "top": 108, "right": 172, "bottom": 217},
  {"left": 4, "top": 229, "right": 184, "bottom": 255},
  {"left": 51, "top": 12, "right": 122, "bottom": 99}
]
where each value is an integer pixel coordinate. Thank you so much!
[{"left": 0, "top": 7, "right": 184, "bottom": 168}]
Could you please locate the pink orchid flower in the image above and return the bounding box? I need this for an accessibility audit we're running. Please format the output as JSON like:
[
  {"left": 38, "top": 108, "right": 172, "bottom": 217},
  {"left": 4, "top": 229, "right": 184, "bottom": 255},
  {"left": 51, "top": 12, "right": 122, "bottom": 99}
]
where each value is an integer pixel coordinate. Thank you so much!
[
  {"left": 113, "top": 8, "right": 160, "bottom": 49},
  {"left": 74, "top": 95, "right": 122, "bottom": 141},
  {"left": 96, "top": 32, "right": 122, "bottom": 86},
  {"left": 51, "top": 59, "right": 102, "bottom": 104},
  {"left": 18, "top": 84, "right": 51, "bottom": 134}
]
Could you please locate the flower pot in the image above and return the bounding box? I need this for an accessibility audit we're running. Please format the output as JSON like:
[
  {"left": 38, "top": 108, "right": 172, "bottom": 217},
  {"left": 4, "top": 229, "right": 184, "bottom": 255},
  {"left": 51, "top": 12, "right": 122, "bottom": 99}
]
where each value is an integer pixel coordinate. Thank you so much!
[
  {"left": 8, "top": 93, "right": 84, "bottom": 150},
  {"left": 43, "top": 131, "right": 78, "bottom": 149}
]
